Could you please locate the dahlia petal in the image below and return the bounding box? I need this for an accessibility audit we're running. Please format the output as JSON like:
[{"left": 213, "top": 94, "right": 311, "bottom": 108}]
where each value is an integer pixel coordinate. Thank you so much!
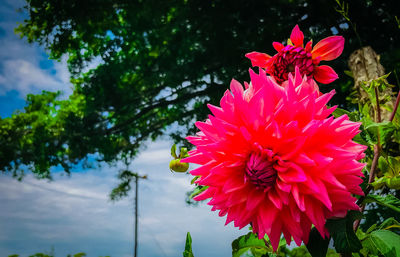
[
  {"left": 226, "top": 191, "right": 247, "bottom": 207},
  {"left": 268, "top": 219, "right": 282, "bottom": 251},
  {"left": 292, "top": 185, "right": 306, "bottom": 211},
  {"left": 282, "top": 227, "right": 292, "bottom": 245},
  {"left": 199, "top": 173, "right": 226, "bottom": 187},
  {"left": 312, "top": 36, "right": 344, "bottom": 61},
  {"left": 218, "top": 208, "right": 228, "bottom": 217},
  {"left": 182, "top": 152, "right": 210, "bottom": 165},
  {"left": 272, "top": 41, "right": 284, "bottom": 52},
  {"left": 193, "top": 188, "right": 215, "bottom": 201},
  {"left": 315, "top": 89, "right": 335, "bottom": 109},
  {"left": 268, "top": 190, "right": 283, "bottom": 209},
  {"left": 278, "top": 163, "right": 307, "bottom": 183},
  {"left": 289, "top": 203, "right": 301, "bottom": 223},
  {"left": 245, "top": 51, "right": 271, "bottom": 68},
  {"left": 185, "top": 67, "right": 366, "bottom": 249},
  {"left": 313, "top": 179, "right": 333, "bottom": 211},
  {"left": 230, "top": 79, "right": 244, "bottom": 98},
  {"left": 195, "top": 121, "right": 220, "bottom": 142},
  {"left": 259, "top": 205, "right": 279, "bottom": 234},
  {"left": 245, "top": 188, "right": 265, "bottom": 211},
  {"left": 240, "top": 126, "right": 252, "bottom": 141},
  {"left": 313, "top": 65, "right": 338, "bottom": 84},
  {"left": 189, "top": 160, "right": 216, "bottom": 176},
  {"left": 319, "top": 172, "right": 346, "bottom": 190},
  {"left": 276, "top": 179, "right": 291, "bottom": 192},
  {"left": 207, "top": 104, "right": 224, "bottom": 118},
  {"left": 294, "top": 153, "right": 316, "bottom": 166},
  {"left": 304, "top": 200, "right": 325, "bottom": 235},
  {"left": 305, "top": 40, "right": 313, "bottom": 52},
  {"left": 301, "top": 175, "right": 320, "bottom": 194},
  {"left": 222, "top": 177, "right": 246, "bottom": 193},
  {"left": 299, "top": 215, "right": 312, "bottom": 244},
  {"left": 290, "top": 25, "right": 304, "bottom": 47}
]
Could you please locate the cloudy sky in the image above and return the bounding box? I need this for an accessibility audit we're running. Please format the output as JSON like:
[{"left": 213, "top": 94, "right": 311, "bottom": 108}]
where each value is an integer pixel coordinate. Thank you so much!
[{"left": 0, "top": 1, "right": 244, "bottom": 256}]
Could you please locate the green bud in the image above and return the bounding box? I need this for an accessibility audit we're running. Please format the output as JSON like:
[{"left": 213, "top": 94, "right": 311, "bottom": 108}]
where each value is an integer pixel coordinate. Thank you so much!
[{"left": 169, "top": 159, "right": 189, "bottom": 173}]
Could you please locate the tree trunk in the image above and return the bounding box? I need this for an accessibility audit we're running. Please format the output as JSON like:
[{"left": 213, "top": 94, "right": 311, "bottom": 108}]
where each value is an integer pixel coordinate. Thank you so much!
[{"left": 348, "top": 46, "right": 394, "bottom": 121}]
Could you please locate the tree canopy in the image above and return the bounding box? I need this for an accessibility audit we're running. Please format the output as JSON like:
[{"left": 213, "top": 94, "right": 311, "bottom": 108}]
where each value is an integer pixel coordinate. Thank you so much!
[{"left": 1, "top": 0, "right": 400, "bottom": 178}]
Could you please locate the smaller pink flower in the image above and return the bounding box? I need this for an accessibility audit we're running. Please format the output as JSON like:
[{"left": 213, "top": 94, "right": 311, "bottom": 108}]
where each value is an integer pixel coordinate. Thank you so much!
[{"left": 246, "top": 25, "right": 344, "bottom": 84}]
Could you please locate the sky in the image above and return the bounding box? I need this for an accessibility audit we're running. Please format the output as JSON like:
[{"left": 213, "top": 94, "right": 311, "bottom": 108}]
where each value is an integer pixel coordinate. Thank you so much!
[{"left": 0, "top": 1, "right": 245, "bottom": 256}]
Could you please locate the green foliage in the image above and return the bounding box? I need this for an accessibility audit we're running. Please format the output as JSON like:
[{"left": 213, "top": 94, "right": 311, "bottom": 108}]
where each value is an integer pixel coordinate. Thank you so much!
[
  {"left": 305, "top": 227, "right": 330, "bottom": 257},
  {"left": 372, "top": 156, "right": 400, "bottom": 190},
  {"left": 363, "top": 194, "right": 400, "bottom": 213},
  {"left": 183, "top": 232, "right": 194, "bottom": 257},
  {"left": 360, "top": 230, "right": 400, "bottom": 257},
  {"left": 231, "top": 232, "right": 269, "bottom": 257},
  {"left": 3, "top": 0, "right": 400, "bottom": 179},
  {"left": 72, "top": 254, "right": 86, "bottom": 257},
  {"left": 109, "top": 170, "right": 137, "bottom": 201},
  {"left": 326, "top": 211, "right": 363, "bottom": 254}
]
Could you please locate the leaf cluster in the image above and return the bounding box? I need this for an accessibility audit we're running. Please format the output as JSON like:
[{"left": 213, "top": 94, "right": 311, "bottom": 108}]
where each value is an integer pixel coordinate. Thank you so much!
[{"left": 4, "top": 0, "right": 400, "bottom": 177}]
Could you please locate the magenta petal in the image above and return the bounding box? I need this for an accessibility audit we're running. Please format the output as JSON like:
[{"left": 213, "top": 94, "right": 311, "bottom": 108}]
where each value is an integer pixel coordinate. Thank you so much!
[
  {"left": 272, "top": 41, "right": 284, "bottom": 52},
  {"left": 245, "top": 51, "right": 271, "bottom": 68},
  {"left": 184, "top": 66, "right": 366, "bottom": 249},
  {"left": 312, "top": 36, "right": 344, "bottom": 61},
  {"left": 314, "top": 65, "right": 338, "bottom": 84},
  {"left": 290, "top": 24, "right": 304, "bottom": 47}
]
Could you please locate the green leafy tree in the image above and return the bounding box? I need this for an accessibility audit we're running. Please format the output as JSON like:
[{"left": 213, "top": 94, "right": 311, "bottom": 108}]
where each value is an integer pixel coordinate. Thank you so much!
[{"left": 1, "top": 0, "right": 400, "bottom": 180}]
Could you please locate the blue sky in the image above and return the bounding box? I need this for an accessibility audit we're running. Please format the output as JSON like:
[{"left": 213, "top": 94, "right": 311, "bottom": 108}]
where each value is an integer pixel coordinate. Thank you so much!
[{"left": 0, "top": 1, "right": 245, "bottom": 256}]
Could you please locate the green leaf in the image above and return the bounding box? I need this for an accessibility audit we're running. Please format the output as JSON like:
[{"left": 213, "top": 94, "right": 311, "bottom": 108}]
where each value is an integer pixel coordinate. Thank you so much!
[
  {"left": 171, "top": 144, "right": 178, "bottom": 159},
  {"left": 232, "top": 232, "right": 268, "bottom": 257},
  {"left": 183, "top": 232, "right": 194, "bottom": 257},
  {"left": 364, "top": 120, "right": 392, "bottom": 130},
  {"left": 180, "top": 147, "right": 189, "bottom": 158},
  {"left": 362, "top": 230, "right": 400, "bottom": 257},
  {"left": 344, "top": 70, "right": 353, "bottom": 78},
  {"left": 379, "top": 217, "right": 400, "bottom": 231},
  {"left": 326, "top": 211, "right": 363, "bottom": 253},
  {"left": 378, "top": 156, "right": 390, "bottom": 174},
  {"left": 363, "top": 194, "right": 400, "bottom": 213},
  {"left": 189, "top": 185, "right": 208, "bottom": 199},
  {"left": 332, "top": 108, "right": 357, "bottom": 121},
  {"left": 306, "top": 227, "right": 330, "bottom": 257}
]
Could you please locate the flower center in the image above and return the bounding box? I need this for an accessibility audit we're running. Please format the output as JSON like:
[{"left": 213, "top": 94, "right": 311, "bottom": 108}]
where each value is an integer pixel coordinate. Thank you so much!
[
  {"left": 271, "top": 45, "right": 314, "bottom": 84},
  {"left": 245, "top": 152, "right": 277, "bottom": 190}
]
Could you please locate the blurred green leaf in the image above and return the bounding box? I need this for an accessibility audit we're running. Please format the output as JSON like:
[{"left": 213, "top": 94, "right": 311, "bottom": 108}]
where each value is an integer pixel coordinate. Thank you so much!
[
  {"left": 232, "top": 232, "right": 268, "bottom": 257},
  {"left": 363, "top": 194, "right": 400, "bottom": 213},
  {"left": 326, "top": 211, "right": 362, "bottom": 253},
  {"left": 362, "top": 230, "right": 400, "bottom": 257},
  {"left": 305, "top": 227, "right": 330, "bottom": 257},
  {"left": 183, "top": 232, "right": 194, "bottom": 257}
]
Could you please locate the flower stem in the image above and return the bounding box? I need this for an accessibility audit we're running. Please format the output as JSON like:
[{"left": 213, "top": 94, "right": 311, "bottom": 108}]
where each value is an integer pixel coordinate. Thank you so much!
[
  {"left": 389, "top": 90, "right": 400, "bottom": 122},
  {"left": 354, "top": 86, "right": 383, "bottom": 231}
]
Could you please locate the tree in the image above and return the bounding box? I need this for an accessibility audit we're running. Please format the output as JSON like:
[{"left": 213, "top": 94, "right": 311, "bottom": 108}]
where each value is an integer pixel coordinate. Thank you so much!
[{"left": 1, "top": 0, "right": 399, "bottom": 178}]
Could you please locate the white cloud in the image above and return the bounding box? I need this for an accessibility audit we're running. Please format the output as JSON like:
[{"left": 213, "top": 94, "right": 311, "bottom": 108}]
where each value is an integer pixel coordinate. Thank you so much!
[
  {"left": 0, "top": 17, "right": 72, "bottom": 98},
  {"left": 0, "top": 59, "right": 72, "bottom": 96},
  {"left": 0, "top": 139, "right": 246, "bottom": 257}
]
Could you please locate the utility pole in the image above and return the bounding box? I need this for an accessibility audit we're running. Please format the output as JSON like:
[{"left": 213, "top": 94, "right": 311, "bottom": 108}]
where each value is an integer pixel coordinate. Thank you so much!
[{"left": 134, "top": 173, "right": 147, "bottom": 257}]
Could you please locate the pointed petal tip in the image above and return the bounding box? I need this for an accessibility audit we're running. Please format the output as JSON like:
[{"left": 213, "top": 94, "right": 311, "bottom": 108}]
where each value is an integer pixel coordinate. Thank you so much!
[
  {"left": 245, "top": 51, "right": 271, "bottom": 68},
  {"left": 290, "top": 24, "right": 304, "bottom": 47},
  {"left": 312, "top": 36, "right": 345, "bottom": 61},
  {"left": 314, "top": 65, "right": 339, "bottom": 84},
  {"left": 272, "top": 41, "right": 284, "bottom": 52}
]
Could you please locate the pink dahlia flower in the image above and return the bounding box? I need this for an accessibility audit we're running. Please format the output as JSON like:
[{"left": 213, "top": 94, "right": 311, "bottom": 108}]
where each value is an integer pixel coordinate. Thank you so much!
[
  {"left": 183, "top": 68, "right": 366, "bottom": 250},
  {"left": 246, "top": 25, "right": 344, "bottom": 84}
]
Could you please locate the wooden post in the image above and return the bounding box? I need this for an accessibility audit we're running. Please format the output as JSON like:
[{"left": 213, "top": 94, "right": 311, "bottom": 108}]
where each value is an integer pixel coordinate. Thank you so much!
[{"left": 133, "top": 173, "right": 147, "bottom": 257}]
